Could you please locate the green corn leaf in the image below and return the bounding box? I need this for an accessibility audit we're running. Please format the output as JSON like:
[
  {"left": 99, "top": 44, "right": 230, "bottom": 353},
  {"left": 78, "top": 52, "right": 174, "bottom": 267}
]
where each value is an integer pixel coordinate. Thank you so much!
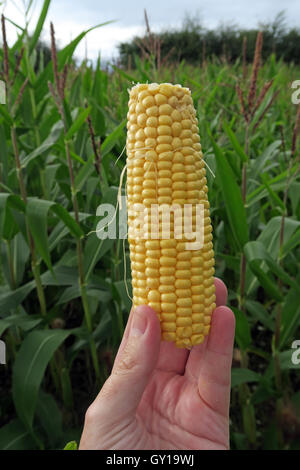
[
  {"left": 231, "top": 368, "right": 261, "bottom": 388},
  {"left": 26, "top": 198, "right": 84, "bottom": 271},
  {"left": 0, "top": 105, "right": 13, "bottom": 126},
  {"left": 0, "top": 281, "right": 35, "bottom": 315},
  {"left": 250, "top": 140, "right": 281, "bottom": 179},
  {"left": 245, "top": 300, "right": 274, "bottom": 331},
  {"left": 65, "top": 106, "right": 91, "bottom": 141},
  {"left": 114, "top": 280, "right": 132, "bottom": 313},
  {"left": 244, "top": 241, "right": 297, "bottom": 295},
  {"left": 260, "top": 174, "right": 285, "bottom": 212},
  {"left": 21, "top": 121, "right": 63, "bottom": 168},
  {"left": 12, "top": 329, "right": 72, "bottom": 431},
  {"left": 231, "top": 307, "right": 251, "bottom": 350},
  {"left": 258, "top": 216, "right": 300, "bottom": 259},
  {"left": 101, "top": 119, "right": 126, "bottom": 157},
  {"left": 84, "top": 236, "right": 115, "bottom": 280},
  {"left": 35, "top": 391, "right": 63, "bottom": 449},
  {"left": 279, "top": 281, "right": 300, "bottom": 349},
  {"left": 207, "top": 128, "right": 248, "bottom": 249},
  {"left": 112, "top": 66, "right": 138, "bottom": 84},
  {"left": 0, "top": 420, "right": 36, "bottom": 450},
  {"left": 281, "top": 227, "right": 300, "bottom": 257},
  {"left": 74, "top": 155, "right": 95, "bottom": 192},
  {"left": 223, "top": 120, "right": 248, "bottom": 163},
  {"left": 0, "top": 313, "right": 42, "bottom": 337},
  {"left": 204, "top": 67, "right": 226, "bottom": 113},
  {"left": 29, "top": 0, "right": 51, "bottom": 55},
  {"left": 64, "top": 441, "right": 78, "bottom": 450}
]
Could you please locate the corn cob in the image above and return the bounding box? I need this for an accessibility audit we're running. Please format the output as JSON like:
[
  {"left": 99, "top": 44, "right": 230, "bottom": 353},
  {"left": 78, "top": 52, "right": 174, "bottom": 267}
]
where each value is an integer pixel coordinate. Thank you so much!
[{"left": 126, "top": 83, "right": 215, "bottom": 349}]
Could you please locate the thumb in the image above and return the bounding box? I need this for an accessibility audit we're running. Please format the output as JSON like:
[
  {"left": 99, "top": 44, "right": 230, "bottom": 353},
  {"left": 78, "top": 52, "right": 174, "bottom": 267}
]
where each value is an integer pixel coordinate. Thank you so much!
[{"left": 97, "top": 305, "right": 161, "bottom": 419}]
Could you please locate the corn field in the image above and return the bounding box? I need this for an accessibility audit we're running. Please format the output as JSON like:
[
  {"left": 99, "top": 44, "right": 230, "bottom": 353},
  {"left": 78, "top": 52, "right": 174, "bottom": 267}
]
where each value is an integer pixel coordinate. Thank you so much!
[{"left": 0, "top": 0, "right": 299, "bottom": 450}]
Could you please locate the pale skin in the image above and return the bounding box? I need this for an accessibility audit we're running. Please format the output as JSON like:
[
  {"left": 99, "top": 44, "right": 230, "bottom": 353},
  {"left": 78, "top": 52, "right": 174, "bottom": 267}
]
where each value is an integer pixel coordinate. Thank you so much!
[{"left": 79, "top": 278, "right": 235, "bottom": 450}]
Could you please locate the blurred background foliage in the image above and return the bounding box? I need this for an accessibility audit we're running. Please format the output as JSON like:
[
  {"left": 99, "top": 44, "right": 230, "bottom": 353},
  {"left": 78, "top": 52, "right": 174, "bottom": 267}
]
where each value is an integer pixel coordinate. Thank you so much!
[
  {"left": 0, "top": 0, "right": 299, "bottom": 450},
  {"left": 119, "top": 11, "right": 300, "bottom": 66}
]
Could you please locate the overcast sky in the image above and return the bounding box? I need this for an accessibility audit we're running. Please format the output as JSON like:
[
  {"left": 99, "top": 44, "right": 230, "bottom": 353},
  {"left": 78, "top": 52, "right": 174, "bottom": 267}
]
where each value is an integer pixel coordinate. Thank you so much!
[{"left": 1, "top": 0, "right": 299, "bottom": 61}]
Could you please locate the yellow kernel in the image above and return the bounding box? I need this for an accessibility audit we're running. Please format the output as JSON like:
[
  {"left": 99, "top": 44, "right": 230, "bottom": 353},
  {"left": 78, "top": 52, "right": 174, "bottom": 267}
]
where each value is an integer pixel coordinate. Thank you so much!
[
  {"left": 145, "top": 138, "right": 156, "bottom": 148},
  {"left": 177, "top": 297, "right": 192, "bottom": 307},
  {"left": 146, "top": 240, "right": 160, "bottom": 249},
  {"left": 161, "top": 248, "right": 177, "bottom": 257},
  {"left": 161, "top": 293, "right": 177, "bottom": 303},
  {"left": 173, "top": 152, "right": 184, "bottom": 163},
  {"left": 159, "top": 104, "right": 173, "bottom": 115},
  {"left": 160, "top": 256, "right": 176, "bottom": 267},
  {"left": 172, "top": 137, "right": 182, "bottom": 149},
  {"left": 177, "top": 307, "right": 192, "bottom": 316},
  {"left": 159, "top": 151, "right": 173, "bottom": 161},
  {"left": 145, "top": 258, "right": 160, "bottom": 269},
  {"left": 172, "top": 172, "right": 186, "bottom": 182},
  {"left": 172, "top": 122, "right": 182, "bottom": 136},
  {"left": 161, "top": 313, "right": 176, "bottom": 322},
  {"left": 160, "top": 267, "right": 176, "bottom": 277},
  {"left": 159, "top": 84, "right": 174, "bottom": 97},
  {"left": 138, "top": 90, "right": 150, "bottom": 101},
  {"left": 158, "top": 177, "right": 172, "bottom": 187},
  {"left": 146, "top": 116, "right": 158, "bottom": 127},
  {"left": 157, "top": 144, "right": 172, "bottom": 153},
  {"left": 176, "top": 338, "right": 191, "bottom": 349},
  {"left": 157, "top": 135, "right": 173, "bottom": 144},
  {"left": 171, "top": 109, "right": 182, "bottom": 121},
  {"left": 177, "top": 251, "right": 192, "bottom": 261},
  {"left": 143, "top": 180, "right": 156, "bottom": 189},
  {"left": 145, "top": 150, "right": 158, "bottom": 162},
  {"left": 144, "top": 126, "right": 157, "bottom": 138},
  {"left": 129, "top": 113, "right": 137, "bottom": 123},
  {"left": 137, "top": 113, "right": 147, "bottom": 126},
  {"left": 136, "top": 103, "right": 145, "bottom": 114},
  {"left": 146, "top": 106, "right": 159, "bottom": 117},
  {"left": 149, "top": 302, "right": 161, "bottom": 313},
  {"left": 142, "top": 95, "right": 155, "bottom": 108},
  {"left": 160, "top": 275, "right": 175, "bottom": 285},
  {"left": 158, "top": 196, "right": 172, "bottom": 204},
  {"left": 176, "top": 326, "right": 192, "bottom": 338},
  {"left": 192, "top": 313, "right": 204, "bottom": 322},
  {"left": 155, "top": 93, "right": 168, "bottom": 105},
  {"left": 158, "top": 125, "right": 172, "bottom": 136},
  {"left": 204, "top": 325, "right": 210, "bottom": 335},
  {"left": 157, "top": 161, "right": 172, "bottom": 170},
  {"left": 161, "top": 303, "right": 176, "bottom": 313},
  {"left": 160, "top": 239, "right": 177, "bottom": 248},
  {"left": 175, "top": 279, "right": 191, "bottom": 288},
  {"left": 158, "top": 187, "right": 172, "bottom": 196},
  {"left": 192, "top": 304, "right": 204, "bottom": 313},
  {"left": 159, "top": 285, "right": 175, "bottom": 293},
  {"left": 148, "top": 290, "right": 160, "bottom": 302},
  {"left": 159, "top": 115, "right": 172, "bottom": 125},
  {"left": 168, "top": 96, "right": 178, "bottom": 107},
  {"left": 147, "top": 278, "right": 160, "bottom": 289},
  {"left": 177, "top": 317, "right": 192, "bottom": 327},
  {"left": 176, "top": 261, "right": 190, "bottom": 269}
]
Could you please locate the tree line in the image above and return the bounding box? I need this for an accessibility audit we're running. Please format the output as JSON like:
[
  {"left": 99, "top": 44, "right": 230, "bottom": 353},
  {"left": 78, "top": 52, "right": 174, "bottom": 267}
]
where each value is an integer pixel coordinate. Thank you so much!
[{"left": 118, "top": 11, "right": 300, "bottom": 67}]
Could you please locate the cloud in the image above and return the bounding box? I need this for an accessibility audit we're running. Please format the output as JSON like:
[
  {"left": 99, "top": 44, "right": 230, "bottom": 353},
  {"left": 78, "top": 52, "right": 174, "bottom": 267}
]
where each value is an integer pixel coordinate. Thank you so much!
[{"left": 1, "top": 0, "right": 299, "bottom": 61}]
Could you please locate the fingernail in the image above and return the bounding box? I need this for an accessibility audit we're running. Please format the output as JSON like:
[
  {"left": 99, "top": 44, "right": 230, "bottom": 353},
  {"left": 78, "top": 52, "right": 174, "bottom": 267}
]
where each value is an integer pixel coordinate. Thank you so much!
[{"left": 132, "top": 307, "right": 147, "bottom": 336}]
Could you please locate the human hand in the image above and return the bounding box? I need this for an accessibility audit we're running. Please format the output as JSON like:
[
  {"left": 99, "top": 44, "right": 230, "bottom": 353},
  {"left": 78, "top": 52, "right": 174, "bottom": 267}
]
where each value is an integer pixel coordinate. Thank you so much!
[{"left": 79, "top": 278, "right": 235, "bottom": 450}]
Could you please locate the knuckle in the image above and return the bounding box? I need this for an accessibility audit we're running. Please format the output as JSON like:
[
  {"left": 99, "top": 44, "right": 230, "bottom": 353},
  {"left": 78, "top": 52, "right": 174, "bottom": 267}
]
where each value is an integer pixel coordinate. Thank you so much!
[{"left": 115, "top": 339, "right": 140, "bottom": 375}]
